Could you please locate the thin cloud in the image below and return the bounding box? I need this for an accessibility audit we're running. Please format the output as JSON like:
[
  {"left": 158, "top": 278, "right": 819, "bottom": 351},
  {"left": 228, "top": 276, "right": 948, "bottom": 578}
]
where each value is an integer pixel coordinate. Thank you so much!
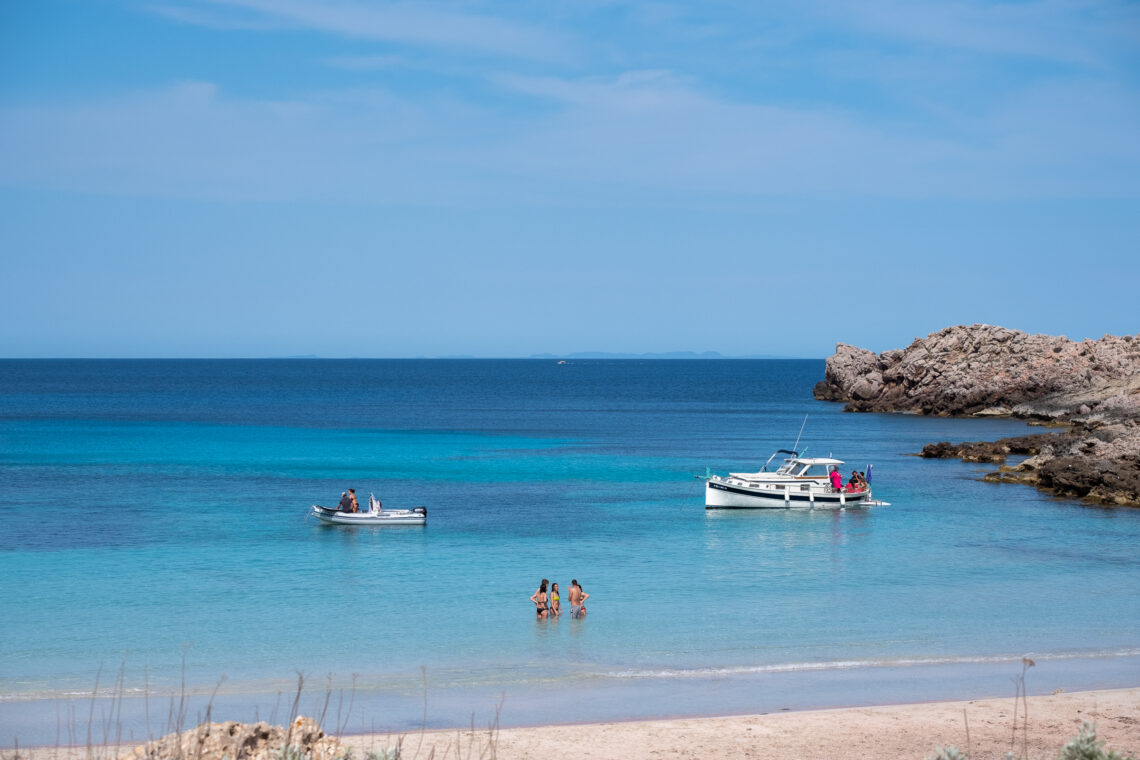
[
  {"left": 812, "top": 0, "right": 1130, "bottom": 69},
  {"left": 488, "top": 69, "right": 1140, "bottom": 199},
  {"left": 5, "top": 74, "right": 1135, "bottom": 206},
  {"left": 144, "top": 3, "right": 285, "bottom": 31},
  {"left": 179, "top": 0, "right": 576, "bottom": 63},
  {"left": 325, "top": 54, "right": 409, "bottom": 71}
]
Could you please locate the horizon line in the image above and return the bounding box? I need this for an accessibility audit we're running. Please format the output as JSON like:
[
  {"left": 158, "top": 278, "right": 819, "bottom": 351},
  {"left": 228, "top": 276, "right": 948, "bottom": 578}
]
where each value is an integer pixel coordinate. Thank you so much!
[{"left": 0, "top": 354, "right": 824, "bottom": 361}]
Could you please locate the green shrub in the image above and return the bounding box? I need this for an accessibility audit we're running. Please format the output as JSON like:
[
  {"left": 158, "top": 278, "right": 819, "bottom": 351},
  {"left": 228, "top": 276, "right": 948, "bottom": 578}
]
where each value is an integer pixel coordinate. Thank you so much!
[
  {"left": 1058, "top": 722, "right": 1136, "bottom": 760},
  {"left": 927, "top": 748, "right": 968, "bottom": 760},
  {"left": 364, "top": 749, "right": 401, "bottom": 760}
]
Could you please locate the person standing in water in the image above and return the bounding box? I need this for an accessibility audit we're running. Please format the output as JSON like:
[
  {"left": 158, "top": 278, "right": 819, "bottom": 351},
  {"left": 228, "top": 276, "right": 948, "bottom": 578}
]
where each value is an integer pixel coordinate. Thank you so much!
[
  {"left": 549, "top": 582, "right": 562, "bottom": 617},
  {"left": 568, "top": 579, "right": 588, "bottom": 619},
  {"left": 530, "top": 579, "right": 549, "bottom": 619}
]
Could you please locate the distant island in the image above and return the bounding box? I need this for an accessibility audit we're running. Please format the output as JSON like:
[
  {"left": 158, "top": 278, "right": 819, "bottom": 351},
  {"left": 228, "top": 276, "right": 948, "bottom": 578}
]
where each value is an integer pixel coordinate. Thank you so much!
[
  {"left": 529, "top": 351, "right": 788, "bottom": 359},
  {"left": 273, "top": 352, "right": 795, "bottom": 360}
]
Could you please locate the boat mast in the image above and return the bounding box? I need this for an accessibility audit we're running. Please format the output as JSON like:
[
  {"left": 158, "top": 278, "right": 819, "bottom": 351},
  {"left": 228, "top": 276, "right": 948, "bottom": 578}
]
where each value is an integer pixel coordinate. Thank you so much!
[{"left": 791, "top": 414, "right": 808, "bottom": 455}]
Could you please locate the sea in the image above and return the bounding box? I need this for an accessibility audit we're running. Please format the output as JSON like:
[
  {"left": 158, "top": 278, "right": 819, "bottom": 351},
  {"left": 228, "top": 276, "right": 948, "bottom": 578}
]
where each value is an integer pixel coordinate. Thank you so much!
[{"left": 2, "top": 359, "right": 1138, "bottom": 746}]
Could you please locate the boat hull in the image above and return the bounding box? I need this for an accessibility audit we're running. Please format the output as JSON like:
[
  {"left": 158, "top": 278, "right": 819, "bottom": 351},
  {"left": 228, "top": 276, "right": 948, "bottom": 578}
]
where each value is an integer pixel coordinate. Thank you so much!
[
  {"left": 705, "top": 479, "right": 871, "bottom": 509},
  {"left": 311, "top": 505, "right": 427, "bottom": 526}
]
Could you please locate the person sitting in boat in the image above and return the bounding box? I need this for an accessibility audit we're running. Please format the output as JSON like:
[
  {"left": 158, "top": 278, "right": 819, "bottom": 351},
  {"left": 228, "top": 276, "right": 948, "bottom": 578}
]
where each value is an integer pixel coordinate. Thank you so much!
[
  {"left": 829, "top": 467, "right": 843, "bottom": 492},
  {"left": 337, "top": 491, "right": 352, "bottom": 511}
]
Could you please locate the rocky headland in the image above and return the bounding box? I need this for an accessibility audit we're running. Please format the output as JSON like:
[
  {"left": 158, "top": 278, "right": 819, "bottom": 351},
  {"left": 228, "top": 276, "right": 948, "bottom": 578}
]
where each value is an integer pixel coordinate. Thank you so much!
[{"left": 813, "top": 324, "right": 1140, "bottom": 506}]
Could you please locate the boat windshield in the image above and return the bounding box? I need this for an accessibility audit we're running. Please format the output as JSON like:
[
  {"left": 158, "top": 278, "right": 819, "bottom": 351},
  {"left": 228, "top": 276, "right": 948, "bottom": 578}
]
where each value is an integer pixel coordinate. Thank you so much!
[
  {"left": 767, "top": 450, "right": 800, "bottom": 473},
  {"left": 775, "top": 460, "right": 835, "bottom": 478}
]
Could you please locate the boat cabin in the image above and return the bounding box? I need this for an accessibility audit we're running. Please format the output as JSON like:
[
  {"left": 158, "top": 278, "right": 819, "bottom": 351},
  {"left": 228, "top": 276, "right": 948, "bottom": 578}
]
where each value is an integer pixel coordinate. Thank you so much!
[
  {"left": 775, "top": 457, "right": 844, "bottom": 479},
  {"left": 729, "top": 451, "right": 846, "bottom": 481}
]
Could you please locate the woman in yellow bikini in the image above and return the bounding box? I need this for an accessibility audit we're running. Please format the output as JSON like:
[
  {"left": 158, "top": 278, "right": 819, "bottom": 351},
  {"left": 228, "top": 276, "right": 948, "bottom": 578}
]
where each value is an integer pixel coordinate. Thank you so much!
[{"left": 549, "top": 582, "right": 562, "bottom": 617}]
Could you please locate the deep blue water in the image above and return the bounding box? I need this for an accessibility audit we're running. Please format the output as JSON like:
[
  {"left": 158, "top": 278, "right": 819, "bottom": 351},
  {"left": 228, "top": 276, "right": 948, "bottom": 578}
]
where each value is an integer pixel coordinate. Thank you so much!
[{"left": 1, "top": 360, "right": 1138, "bottom": 744}]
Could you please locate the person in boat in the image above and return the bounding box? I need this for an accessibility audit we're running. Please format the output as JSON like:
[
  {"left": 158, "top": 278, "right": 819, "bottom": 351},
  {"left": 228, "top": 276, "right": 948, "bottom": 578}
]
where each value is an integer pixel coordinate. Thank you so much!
[
  {"left": 856, "top": 471, "right": 869, "bottom": 491},
  {"left": 829, "top": 466, "right": 843, "bottom": 492},
  {"left": 348, "top": 489, "right": 360, "bottom": 513},
  {"left": 549, "top": 582, "right": 562, "bottom": 617},
  {"left": 530, "top": 579, "right": 549, "bottom": 619},
  {"left": 337, "top": 491, "right": 352, "bottom": 511}
]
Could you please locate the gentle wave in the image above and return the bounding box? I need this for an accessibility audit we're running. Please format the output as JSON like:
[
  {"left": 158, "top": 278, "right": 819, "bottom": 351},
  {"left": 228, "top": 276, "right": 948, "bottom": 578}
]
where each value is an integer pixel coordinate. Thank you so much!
[
  {"left": 601, "top": 649, "right": 1140, "bottom": 680},
  {"left": 3, "top": 649, "right": 1140, "bottom": 702}
]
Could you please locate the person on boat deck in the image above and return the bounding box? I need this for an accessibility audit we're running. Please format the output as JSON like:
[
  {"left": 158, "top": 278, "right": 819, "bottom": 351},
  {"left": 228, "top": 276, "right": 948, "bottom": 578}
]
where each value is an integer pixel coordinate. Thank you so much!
[
  {"left": 828, "top": 467, "right": 843, "bottom": 492},
  {"left": 844, "top": 471, "right": 866, "bottom": 493},
  {"left": 337, "top": 491, "right": 352, "bottom": 511},
  {"left": 347, "top": 489, "right": 360, "bottom": 513}
]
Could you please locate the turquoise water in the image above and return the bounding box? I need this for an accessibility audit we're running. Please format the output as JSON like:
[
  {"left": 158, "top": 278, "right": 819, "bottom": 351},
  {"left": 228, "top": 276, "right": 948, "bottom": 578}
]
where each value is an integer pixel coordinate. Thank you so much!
[{"left": 1, "top": 360, "right": 1138, "bottom": 744}]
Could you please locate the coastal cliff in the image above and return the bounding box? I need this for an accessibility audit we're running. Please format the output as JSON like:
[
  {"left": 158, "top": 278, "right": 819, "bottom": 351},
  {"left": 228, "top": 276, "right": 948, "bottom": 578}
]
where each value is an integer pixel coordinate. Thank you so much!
[{"left": 813, "top": 324, "right": 1140, "bottom": 506}]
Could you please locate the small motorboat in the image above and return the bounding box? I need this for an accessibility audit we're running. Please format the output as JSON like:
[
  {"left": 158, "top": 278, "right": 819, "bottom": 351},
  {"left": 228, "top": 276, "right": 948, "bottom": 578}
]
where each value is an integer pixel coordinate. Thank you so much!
[{"left": 311, "top": 494, "right": 427, "bottom": 526}]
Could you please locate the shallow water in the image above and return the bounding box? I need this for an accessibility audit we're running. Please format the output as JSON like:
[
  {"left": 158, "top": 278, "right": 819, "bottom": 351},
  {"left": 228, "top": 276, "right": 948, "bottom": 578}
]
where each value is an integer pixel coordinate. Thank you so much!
[{"left": 2, "top": 360, "right": 1138, "bottom": 743}]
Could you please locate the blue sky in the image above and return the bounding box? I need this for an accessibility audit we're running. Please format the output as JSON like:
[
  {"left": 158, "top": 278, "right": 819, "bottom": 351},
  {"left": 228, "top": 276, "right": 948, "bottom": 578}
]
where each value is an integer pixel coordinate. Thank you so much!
[{"left": 2, "top": 0, "right": 1138, "bottom": 358}]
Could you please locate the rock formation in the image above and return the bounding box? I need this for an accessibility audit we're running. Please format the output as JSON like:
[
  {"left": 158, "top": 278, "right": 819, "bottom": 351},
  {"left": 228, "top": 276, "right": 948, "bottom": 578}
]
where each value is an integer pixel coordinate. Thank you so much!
[
  {"left": 120, "top": 716, "right": 348, "bottom": 760},
  {"left": 814, "top": 324, "right": 1140, "bottom": 507}
]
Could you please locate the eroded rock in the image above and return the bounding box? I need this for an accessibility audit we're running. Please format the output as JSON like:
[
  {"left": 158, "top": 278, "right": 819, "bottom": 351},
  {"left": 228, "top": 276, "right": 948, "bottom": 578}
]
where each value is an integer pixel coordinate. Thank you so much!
[
  {"left": 816, "top": 324, "right": 1140, "bottom": 421},
  {"left": 120, "top": 716, "right": 345, "bottom": 760},
  {"left": 819, "top": 325, "right": 1140, "bottom": 507}
]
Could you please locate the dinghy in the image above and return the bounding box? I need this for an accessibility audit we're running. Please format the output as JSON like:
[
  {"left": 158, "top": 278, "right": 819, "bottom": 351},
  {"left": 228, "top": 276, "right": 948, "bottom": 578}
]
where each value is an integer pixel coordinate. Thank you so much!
[{"left": 311, "top": 494, "right": 427, "bottom": 526}]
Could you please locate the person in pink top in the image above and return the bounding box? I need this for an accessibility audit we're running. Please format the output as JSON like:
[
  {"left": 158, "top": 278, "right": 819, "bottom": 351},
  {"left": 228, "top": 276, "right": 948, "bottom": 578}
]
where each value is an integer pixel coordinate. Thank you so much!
[{"left": 829, "top": 467, "right": 842, "bottom": 492}]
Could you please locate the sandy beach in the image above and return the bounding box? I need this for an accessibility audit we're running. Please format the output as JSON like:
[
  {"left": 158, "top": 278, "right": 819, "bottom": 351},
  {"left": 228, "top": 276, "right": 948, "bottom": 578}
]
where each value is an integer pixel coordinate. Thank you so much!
[
  {"left": 337, "top": 688, "right": 1140, "bottom": 760},
  {"left": 7, "top": 688, "right": 1138, "bottom": 760}
]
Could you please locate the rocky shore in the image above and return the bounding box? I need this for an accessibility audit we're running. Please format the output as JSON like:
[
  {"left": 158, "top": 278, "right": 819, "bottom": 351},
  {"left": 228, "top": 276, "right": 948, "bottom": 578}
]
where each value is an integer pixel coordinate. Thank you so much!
[{"left": 813, "top": 324, "right": 1140, "bottom": 506}]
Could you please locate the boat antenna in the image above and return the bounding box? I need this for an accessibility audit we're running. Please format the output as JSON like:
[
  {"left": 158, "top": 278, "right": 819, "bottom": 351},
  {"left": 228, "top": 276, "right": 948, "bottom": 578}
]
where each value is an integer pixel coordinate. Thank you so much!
[{"left": 791, "top": 414, "right": 808, "bottom": 455}]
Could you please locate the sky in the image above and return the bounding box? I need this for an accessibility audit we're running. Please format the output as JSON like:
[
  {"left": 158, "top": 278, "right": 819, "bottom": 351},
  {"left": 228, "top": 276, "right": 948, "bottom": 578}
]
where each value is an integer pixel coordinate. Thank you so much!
[{"left": 1, "top": 0, "right": 1138, "bottom": 358}]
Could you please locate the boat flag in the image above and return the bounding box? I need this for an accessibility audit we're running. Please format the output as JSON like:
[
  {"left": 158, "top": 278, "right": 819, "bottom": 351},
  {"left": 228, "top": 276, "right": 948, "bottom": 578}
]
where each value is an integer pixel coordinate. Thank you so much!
[{"left": 866, "top": 464, "right": 873, "bottom": 483}]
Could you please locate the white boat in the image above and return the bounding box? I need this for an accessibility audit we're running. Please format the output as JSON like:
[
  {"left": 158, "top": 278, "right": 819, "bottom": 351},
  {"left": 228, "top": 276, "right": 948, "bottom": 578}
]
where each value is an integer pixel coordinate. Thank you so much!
[
  {"left": 311, "top": 494, "right": 427, "bottom": 526},
  {"left": 706, "top": 450, "right": 886, "bottom": 510}
]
